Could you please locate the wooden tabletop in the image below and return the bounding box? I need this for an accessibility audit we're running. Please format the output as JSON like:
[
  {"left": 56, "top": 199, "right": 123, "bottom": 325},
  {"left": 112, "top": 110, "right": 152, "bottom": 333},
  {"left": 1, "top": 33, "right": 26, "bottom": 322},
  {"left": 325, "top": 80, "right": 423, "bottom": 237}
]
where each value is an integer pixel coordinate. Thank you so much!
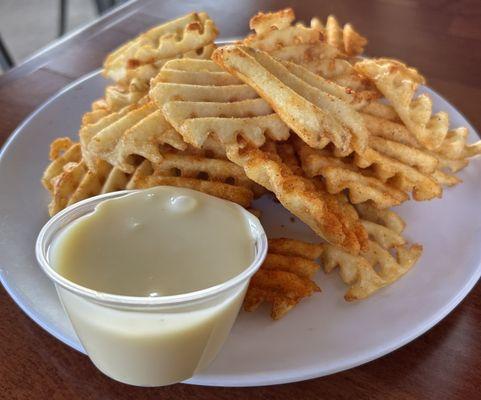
[{"left": 1, "top": 0, "right": 480, "bottom": 398}]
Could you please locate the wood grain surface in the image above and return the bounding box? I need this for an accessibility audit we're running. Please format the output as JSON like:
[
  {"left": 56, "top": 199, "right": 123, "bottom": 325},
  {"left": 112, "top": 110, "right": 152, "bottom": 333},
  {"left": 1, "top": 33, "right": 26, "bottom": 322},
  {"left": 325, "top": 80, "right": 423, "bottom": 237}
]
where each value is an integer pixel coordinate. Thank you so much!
[{"left": 1, "top": 1, "right": 480, "bottom": 399}]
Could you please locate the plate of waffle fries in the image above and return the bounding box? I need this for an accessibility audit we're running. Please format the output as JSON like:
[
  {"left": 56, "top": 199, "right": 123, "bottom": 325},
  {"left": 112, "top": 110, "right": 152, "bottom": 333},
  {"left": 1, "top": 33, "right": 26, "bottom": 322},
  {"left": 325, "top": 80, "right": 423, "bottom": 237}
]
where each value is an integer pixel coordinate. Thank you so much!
[{"left": 1, "top": 8, "right": 481, "bottom": 386}]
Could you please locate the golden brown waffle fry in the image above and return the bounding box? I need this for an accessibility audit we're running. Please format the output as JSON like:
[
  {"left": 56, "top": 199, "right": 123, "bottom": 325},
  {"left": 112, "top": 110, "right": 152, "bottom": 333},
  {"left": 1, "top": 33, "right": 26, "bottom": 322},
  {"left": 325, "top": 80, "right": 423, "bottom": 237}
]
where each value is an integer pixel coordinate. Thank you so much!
[
  {"left": 43, "top": 139, "right": 141, "bottom": 214},
  {"left": 294, "top": 137, "right": 409, "bottom": 208},
  {"left": 282, "top": 61, "right": 378, "bottom": 106},
  {"left": 139, "top": 151, "right": 260, "bottom": 197},
  {"left": 42, "top": 138, "right": 82, "bottom": 192},
  {"left": 84, "top": 103, "right": 189, "bottom": 173},
  {"left": 248, "top": 8, "right": 295, "bottom": 33},
  {"left": 322, "top": 241, "right": 422, "bottom": 301},
  {"left": 46, "top": 158, "right": 254, "bottom": 215},
  {"left": 80, "top": 104, "right": 137, "bottom": 168},
  {"left": 150, "top": 58, "right": 290, "bottom": 148},
  {"left": 268, "top": 238, "right": 324, "bottom": 259},
  {"left": 225, "top": 143, "right": 368, "bottom": 254},
  {"left": 436, "top": 127, "right": 481, "bottom": 160},
  {"left": 103, "top": 12, "right": 218, "bottom": 87},
  {"left": 363, "top": 113, "right": 481, "bottom": 186},
  {"left": 91, "top": 84, "right": 148, "bottom": 114},
  {"left": 271, "top": 44, "right": 368, "bottom": 90},
  {"left": 89, "top": 26, "right": 215, "bottom": 125},
  {"left": 310, "top": 15, "right": 367, "bottom": 56},
  {"left": 244, "top": 238, "right": 321, "bottom": 319},
  {"left": 242, "top": 8, "right": 369, "bottom": 90},
  {"left": 83, "top": 97, "right": 228, "bottom": 171},
  {"left": 130, "top": 160, "right": 254, "bottom": 208},
  {"left": 361, "top": 101, "right": 399, "bottom": 121},
  {"left": 272, "top": 141, "right": 304, "bottom": 176},
  {"left": 367, "top": 135, "right": 438, "bottom": 174},
  {"left": 47, "top": 159, "right": 130, "bottom": 216},
  {"left": 130, "top": 45, "right": 217, "bottom": 91},
  {"left": 355, "top": 58, "right": 450, "bottom": 150},
  {"left": 293, "top": 102, "right": 447, "bottom": 202},
  {"left": 86, "top": 102, "right": 157, "bottom": 166},
  {"left": 213, "top": 45, "right": 370, "bottom": 155},
  {"left": 43, "top": 139, "right": 256, "bottom": 215},
  {"left": 353, "top": 144, "right": 442, "bottom": 201},
  {"left": 176, "top": 137, "right": 228, "bottom": 160},
  {"left": 275, "top": 45, "right": 370, "bottom": 91},
  {"left": 244, "top": 8, "right": 320, "bottom": 51},
  {"left": 354, "top": 202, "right": 405, "bottom": 233},
  {"left": 321, "top": 202, "right": 422, "bottom": 300},
  {"left": 81, "top": 109, "right": 112, "bottom": 126}
]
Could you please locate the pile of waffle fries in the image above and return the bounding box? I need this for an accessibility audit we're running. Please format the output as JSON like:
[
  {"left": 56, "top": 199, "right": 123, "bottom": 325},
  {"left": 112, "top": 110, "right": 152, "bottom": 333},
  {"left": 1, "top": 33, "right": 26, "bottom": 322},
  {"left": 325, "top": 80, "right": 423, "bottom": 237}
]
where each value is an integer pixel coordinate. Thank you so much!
[{"left": 42, "top": 9, "right": 481, "bottom": 320}]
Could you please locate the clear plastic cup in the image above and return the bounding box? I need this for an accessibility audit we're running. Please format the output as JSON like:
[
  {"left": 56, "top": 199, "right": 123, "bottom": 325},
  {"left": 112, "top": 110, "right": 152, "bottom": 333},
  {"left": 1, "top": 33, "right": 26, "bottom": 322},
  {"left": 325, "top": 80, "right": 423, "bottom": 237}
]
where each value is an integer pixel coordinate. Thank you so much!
[{"left": 36, "top": 190, "right": 267, "bottom": 387}]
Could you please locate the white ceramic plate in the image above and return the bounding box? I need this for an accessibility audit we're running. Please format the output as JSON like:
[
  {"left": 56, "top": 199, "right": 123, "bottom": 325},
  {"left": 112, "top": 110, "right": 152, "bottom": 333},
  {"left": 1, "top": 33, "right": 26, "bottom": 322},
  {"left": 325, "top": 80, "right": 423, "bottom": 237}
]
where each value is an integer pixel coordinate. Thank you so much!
[{"left": 1, "top": 70, "right": 481, "bottom": 387}]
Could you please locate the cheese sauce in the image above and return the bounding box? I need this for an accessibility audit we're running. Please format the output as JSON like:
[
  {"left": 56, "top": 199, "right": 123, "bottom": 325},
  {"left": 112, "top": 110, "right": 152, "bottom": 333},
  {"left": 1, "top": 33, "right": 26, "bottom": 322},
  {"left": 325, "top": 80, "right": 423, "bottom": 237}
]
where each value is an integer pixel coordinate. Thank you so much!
[{"left": 51, "top": 186, "right": 255, "bottom": 296}]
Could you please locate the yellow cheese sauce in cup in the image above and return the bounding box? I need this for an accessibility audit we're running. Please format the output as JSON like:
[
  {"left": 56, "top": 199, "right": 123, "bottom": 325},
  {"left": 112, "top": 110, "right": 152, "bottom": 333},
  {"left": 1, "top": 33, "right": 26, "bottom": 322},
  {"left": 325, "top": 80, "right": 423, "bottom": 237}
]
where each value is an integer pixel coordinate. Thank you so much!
[{"left": 36, "top": 187, "right": 267, "bottom": 386}]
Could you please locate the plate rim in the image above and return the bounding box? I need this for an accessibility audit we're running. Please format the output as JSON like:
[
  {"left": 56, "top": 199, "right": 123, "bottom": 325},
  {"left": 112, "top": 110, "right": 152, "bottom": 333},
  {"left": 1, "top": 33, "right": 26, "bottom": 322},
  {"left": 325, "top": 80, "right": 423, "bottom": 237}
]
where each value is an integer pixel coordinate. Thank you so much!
[{"left": 1, "top": 69, "right": 481, "bottom": 387}]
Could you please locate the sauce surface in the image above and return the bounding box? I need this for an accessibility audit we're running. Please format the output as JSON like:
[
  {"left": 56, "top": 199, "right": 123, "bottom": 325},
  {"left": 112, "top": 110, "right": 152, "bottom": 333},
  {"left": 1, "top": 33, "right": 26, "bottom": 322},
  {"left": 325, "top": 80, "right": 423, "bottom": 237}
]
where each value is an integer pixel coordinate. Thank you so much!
[{"left": 51, "top": 186, "right": 255, "bottom": 296}]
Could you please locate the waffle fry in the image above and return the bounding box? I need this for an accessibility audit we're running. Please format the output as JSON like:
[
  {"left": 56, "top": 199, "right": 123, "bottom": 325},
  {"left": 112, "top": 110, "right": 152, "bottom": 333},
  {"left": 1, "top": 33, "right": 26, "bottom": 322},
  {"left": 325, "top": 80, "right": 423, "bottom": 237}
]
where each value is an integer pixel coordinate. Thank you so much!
[
  {"left": 354, "top": 202, "right": 405, "bottom": 233},
  {"left": 226, "top": 143, "right": 368, "bottom": 254},
  {"left": 80, "top": 104, "right": 136, "bottom": 167},
  {"left": 83, "top": 102, "right": 190, "bottom": 173},
  {"left": 243, "top": 9, "right": 369, "bottom": 90},
  {"left": 295, "top": 139, "right": 408, "bottom": 208},
  {"left": 132, "top": 44, "right": 217, "bottom": 89},
  {"left": 47, "top": 158, "right": 131, "bottom": 216},
  {"left": 354, "top": 145, "right": 442, "bottom": 201},
  {"left": 321, "top": 202, "right": 422, "bottom": 300},
  {"left": 150, "top": 58, "right": 290, "bottom": 148},
  {"left": 436, "top": 127, "right": 481, "bottom": 160},
  {"left": 43, "top": 138, "right": 141, "bottom": 214},
  {"left": 81, "top": 109, "right": 112, "bottom": 126},
  {"left": 322, "top": 241, "right": 422, "bottom": 301},
  {"left": 103, "top": 12, "right": 218, "bottom": 88},
  {"left": 355, "top": 58, "right": 451, "bottom": 150},
  {"left": 244, "top": 238, "right": 321, "bottom": 319},
  {"left": 44, "top": 142, "right": 255, "bottom": 215},
  {"left": 42, "top": 138, "right": 82, "bottom": 192},
  {"left": 91, "top": 84, "right": 147, "bottom": 114},
  {"left": 87, "top": 13, "right": 216, "bottom": 125},
  {"left": 213, "top": 45, "right": 370, "bottom": 155},
  {"left": 282, "top": 61, "right": 378, "bottom": 107},
  {"left": 138, "top": 151, "right": 259, "bottom": 197},
  {"left": 293, "top": 99, "right": 447, "bottom": 203},
  {"left": 272, "top": 44, "right": 370, "bottom": 91},
  {"left": 83, "top": 97, "right": 228, "bottom": 171},
  {"left": 311, "top": 15, "right": 367, "bottom": 57},
  {"left": 129, "top": 160, "right": 254, "bottom": 208},
  {"left": 244, "top": 8, "right": 320, "bottom": 51},
  {"left": 363, "top": 113, "right": 481, "bottom": 186},
  {"left": 361, "top": 101, "right": 399, "bottom": 122},
  {"left": 272, "top": 141, "right": 304, "bottom": 176},
  {"left": 83, "top": 89, "right": 150, "bottom": 137}
]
